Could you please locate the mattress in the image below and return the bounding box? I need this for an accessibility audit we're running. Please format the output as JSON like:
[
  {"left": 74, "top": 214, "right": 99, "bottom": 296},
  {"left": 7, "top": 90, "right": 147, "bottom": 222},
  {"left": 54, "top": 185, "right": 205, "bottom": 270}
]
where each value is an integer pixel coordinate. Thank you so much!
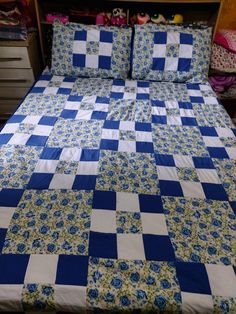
[{"left": 0, "top": 73, "right": 235, "bottom": 313}]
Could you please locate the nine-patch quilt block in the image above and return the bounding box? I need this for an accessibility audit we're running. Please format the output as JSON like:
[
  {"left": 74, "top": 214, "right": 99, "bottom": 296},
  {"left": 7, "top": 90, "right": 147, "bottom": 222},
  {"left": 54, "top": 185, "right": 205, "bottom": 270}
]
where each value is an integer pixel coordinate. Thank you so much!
[{"left": 0, "top": 72, "right": 235, "bottom": 313}]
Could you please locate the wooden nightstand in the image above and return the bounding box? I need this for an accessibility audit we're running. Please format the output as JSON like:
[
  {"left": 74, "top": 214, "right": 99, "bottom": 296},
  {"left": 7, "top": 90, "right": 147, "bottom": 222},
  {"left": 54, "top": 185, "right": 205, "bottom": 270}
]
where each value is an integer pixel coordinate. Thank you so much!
[{"left": 0, "top": 32, "right": 42, "bottom": 127}]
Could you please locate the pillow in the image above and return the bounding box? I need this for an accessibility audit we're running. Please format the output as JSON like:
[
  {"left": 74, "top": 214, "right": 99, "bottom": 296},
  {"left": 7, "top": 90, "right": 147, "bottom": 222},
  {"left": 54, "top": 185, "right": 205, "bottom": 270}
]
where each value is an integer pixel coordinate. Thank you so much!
[
  {"left": 214, "top": 29, "right": 236, "bottom": 54},
  {"left": 51, "top": 21, "right": 132, "bottom": 79},
  {"left": 132, "top": 24, "right": 212, "bottom": 83}
]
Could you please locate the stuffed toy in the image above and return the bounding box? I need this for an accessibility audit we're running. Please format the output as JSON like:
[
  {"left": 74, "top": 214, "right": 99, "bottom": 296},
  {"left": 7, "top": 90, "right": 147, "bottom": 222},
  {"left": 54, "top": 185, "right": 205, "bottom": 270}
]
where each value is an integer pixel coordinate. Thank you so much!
[
  {"left": 96, "top": 12, "right": 111, "bottom": 26},
  {"left": 111, "top": 8, "right": 126, "bottom": 26},
  {"left": 151, "top": 13, "right": 166, "bottom": 24},
  {"left": 168, "top": 14, "right": 183, "bottom": 24},
  {"left": 137, "top": 12, "right": 150, "bottom": 25}
]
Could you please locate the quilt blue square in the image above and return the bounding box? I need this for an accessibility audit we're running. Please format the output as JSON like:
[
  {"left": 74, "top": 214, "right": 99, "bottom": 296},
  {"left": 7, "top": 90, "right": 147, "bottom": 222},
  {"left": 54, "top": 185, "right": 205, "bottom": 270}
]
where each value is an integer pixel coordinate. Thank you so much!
[
  {"left": 159, "top": 180, "right": 183, "bottom": 197},
  {"left": 89, "top": 231, "right": 117, "bottom": 259},
  {"left": 103, "top": 120, "right": 120, "bottom": 130},
  {"left": 0, "top": 134, "right": 13, "bottom": 145},
  {"left": 155, "top": 154, "right": 175, "bottom": 167},
  {"left": 26, "top": 135, "right": 48, "bottom": 147},
  {"left": 60, "top": 109, "right": 77, "bottom": 119},
  {"left": 152, "top": 58, "right": 165, "bottom": 71},
  {"left": 100, "top": 30, "right": 113, "bottom": 42},
  {"left": 230, "top": 201, "right": 236, "bottom": 215},
  {"left": 40, "top": 147, "right": 62, "bottom": 160},
  {"left": 143, "top": 235, "right": 175, "bottom": 261},
  {"left": 136, "top": 142, "right": 154, "bottom": 153},
  {"left": 56, "top": 255, "right": 89, "bottom": 286},
  {"left": 27, "top": 173, "right": 53, "bottom": 189},
  {"left": 139, "top": 194, "right": 164, "bottom": 213},
  {"left": 99, "top": 56, "right": 111, "bottom": 70},
  {"left": 177, "top": 58, "right": 191, "bottom": 72},
  {"left": 202, "top": 183, "right": 228, "bottom": 201},
  {"left": 39, "top": 116, "right": 57, "bottom": 126},
  {"left": 0, "top": 254, "right": 29, "bottom": 284},
  {"left": 73, "top": 54, "right": 86, "bottom": 67},
  {"left": 199, "top": 127, "right": 218, "bottom": 137},
  {"left": 74, "top": 30, "right": 87, "bottom": 40},
  {"left": 91, "top": 111, "right": 107, "bottom": 120},
  {"left": 180, "top": 33, "right": 193, "bottom": 45},
  {"left": 93, "top": 190, "right": 116, "bottom": 210},
  {"left": 207, "top": 147, "right": 229, "bottom": 159},
  {"left": 100, "top": 139, "right": 119, "bottom": 151},
  {"left": 135, "top": 122, "right": 152, "bottom": 132},
  {"left": 7, "top": 115, "right": 25, "bottom": 123},
  {"left": 181, "top": 117, "right": 197, "bottom": 126},
  {"left": 189, "top": 96, "right": 204, "bottom": 104},
  {"left": 154, "top": 32, "right": 167, "bottom": 44},
  {"left": 73, "top": 175, "right": 96, "bottom": 190},
  {"left": 152, "top": 115, "right": 167, "bottom": 124},
  {"left": 176, "top": 262, "right": 211, "bottom": 294},
  {"left": 0, "top": 189, "right": 24, "bottom": 207},
  {"left": 192, "top": 157, "right": 215, "bottom": 169},
  {"left": 80, "top": 149, "right": 100, "bottom": 161},
  {"left": 0, "top": 228, "right": 7, "bottom": 253}
]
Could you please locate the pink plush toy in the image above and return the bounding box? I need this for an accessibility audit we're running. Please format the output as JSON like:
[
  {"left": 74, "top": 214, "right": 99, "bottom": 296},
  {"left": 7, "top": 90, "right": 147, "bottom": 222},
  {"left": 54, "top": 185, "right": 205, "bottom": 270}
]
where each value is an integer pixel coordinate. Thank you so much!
[{"left": 111, "top": 8, "right": 127, "bottom": 26}]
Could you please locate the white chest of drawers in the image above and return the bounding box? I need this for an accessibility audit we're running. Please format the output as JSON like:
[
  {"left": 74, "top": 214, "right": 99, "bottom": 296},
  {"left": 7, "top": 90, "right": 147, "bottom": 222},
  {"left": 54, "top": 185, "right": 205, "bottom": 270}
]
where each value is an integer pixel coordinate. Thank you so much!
[{"left": 0, "top": 32, "right": 41, "bottom": 126}]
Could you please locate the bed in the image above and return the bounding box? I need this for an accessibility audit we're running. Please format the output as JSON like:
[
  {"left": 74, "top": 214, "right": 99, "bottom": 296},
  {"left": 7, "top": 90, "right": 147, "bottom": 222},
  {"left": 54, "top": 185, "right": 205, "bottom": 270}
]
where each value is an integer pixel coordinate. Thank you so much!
[{"left": 0, "top": 22, "right": 236, "bottom": 313}]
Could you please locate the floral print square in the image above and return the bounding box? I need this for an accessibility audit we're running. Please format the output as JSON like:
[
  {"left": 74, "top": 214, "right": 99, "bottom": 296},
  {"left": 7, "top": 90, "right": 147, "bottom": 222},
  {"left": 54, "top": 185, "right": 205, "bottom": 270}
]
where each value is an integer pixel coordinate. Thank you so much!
[
  {"left": 213, "top": 296, "right": 236, "bottom": 314},
  {"left": 71, "top": 78, "right": 112, "bottom": 97},
  {"left": 162, "top": 197, "right": 235, "bottom": 265},
  {"left": 0, "top": 145, "right": 42, "bottom": 189},
  {"left": 166, "top": 44, "right": 179, "bottom": 58},
  {"left": 119, "top": 130, "right": 136, "bottom": 141},
  {"left": 150, "top": 82, "right": 190, "bottom": 102},
  {"left": 86, "top": 41, "right": 99, "bottom": 55},
  {"left": 56, "top": 161, "right": 78, "bottom": 175},
  {"left": 152, "top": 125, "right": 209, "bottom": 157},
  {"left": 177, "top": 167, "right": 199, "bottom": 182},
  {"left": 22, "top": 284, "right": 55, "bottom": 312},
  {"left": 107, "top": 99, "right": 151, "bottom": 122},
  {"left": 47, "top": 119, "right": 103, "bottom": 148},
  {"left": 213, "top": 159, "right": 236, "bottom": 202},
  {"left": 193, "top": 104, "right": 234, "bottom": 128},
  {"left": 16, "top": 94, "right": 67, "bottom": 116},
  {"left": 96, "top": 150, "right": 159, "bottom": 195},
  {"left": 116, "top": 212, "right": 142, "bottom": 234},
  {"left": 17, "top": 124, "right": 36, "bottom": 134},
  {"left": 87, "top": 258, "right": 181, "bottom": 312},
  {"left": 3, "top": 190, "right": 92, "bottom": 255}
]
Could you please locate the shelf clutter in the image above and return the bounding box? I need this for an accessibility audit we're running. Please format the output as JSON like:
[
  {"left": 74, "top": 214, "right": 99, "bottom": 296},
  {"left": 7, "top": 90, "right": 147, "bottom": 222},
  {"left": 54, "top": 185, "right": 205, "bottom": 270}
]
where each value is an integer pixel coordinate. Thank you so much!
[
  {"left": 35, "top": 0, "right": 223, "bottom": 65},
  {"left": 209, "top": 29, "right": 236, "bottom": 121}
]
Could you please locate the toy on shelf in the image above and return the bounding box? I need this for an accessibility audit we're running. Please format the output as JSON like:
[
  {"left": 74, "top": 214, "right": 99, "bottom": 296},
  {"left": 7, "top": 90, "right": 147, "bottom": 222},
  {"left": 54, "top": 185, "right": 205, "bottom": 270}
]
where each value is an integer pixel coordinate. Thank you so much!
[
  {"left": 137, "top": 13, "right": 150, "bottom": 25},
  {"left": 46, "top": 13, "right": 69, "bottom": 24},
  {"left": 111, "top": 8, "right": 127, "bottom": 26},
  {"left": 96, "top": 12, "right": 111, "bottom": 26},
  {"left": 168, "top": 14, "right": 184, "bottom": 24},
  {"left": 151, "top": 13, "right": 166, "bottom": 24}
]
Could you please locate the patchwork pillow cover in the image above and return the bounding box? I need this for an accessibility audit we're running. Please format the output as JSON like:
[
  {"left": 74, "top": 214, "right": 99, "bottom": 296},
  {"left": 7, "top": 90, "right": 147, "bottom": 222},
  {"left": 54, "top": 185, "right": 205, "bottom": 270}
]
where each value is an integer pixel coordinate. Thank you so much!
[
  {"left": 132, "top": 24, "right": 212, "bottom": 83},
  {"left": 51, "top": 21, "right": 132, "bottom": 79}
]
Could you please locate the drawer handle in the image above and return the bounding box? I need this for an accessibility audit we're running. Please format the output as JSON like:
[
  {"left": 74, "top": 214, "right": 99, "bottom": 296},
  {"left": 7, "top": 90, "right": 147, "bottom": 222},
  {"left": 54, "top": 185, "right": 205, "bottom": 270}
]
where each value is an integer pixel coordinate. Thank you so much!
[
  {"left": 0, "top": 58, "right": 23, "bottom": 62},
  {"left": 0, "top": 78, "right": 27, "bottom": 83}
]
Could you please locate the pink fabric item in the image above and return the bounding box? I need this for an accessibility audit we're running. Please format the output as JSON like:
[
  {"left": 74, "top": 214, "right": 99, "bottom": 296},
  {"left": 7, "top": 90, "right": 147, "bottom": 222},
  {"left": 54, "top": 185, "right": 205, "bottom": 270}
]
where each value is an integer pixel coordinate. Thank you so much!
[
  {"left": 214, "top": 29, "right": 236, "bottom": 53},
  {"left": 209, "top": 75, "right": 236, "bottom": 93},
  {"left": 211, "top": 43, "right": 236, "bottom": 73}
]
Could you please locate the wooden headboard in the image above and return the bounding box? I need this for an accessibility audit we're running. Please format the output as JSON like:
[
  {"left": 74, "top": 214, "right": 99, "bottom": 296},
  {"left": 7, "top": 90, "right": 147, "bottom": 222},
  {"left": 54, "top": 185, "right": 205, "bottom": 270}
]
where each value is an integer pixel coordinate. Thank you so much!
[{"left": 34, "top": 0, "right": 224, "bottom": 66}]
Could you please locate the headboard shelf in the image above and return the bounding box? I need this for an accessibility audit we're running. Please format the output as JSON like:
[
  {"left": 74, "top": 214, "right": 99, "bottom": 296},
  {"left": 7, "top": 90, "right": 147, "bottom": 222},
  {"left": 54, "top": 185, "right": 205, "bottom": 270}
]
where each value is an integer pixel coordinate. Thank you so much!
[{"left": 34, "top": 0, "right": 224, "bottom": 66}]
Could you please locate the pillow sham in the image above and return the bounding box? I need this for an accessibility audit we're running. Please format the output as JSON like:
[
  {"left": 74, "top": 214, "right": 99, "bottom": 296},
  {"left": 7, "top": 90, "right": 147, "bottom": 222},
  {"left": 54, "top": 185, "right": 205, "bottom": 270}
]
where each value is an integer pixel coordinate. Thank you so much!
[
  {"left": 132, "top": 24, "right": 212, "bottom": 83},
  {"left": 51, "top": 21, "right": 132, "bottom": 79}
]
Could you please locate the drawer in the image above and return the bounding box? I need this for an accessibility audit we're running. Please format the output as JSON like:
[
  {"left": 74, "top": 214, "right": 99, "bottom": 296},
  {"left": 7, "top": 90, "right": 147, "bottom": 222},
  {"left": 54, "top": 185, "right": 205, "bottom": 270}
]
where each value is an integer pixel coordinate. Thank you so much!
[
  {"left": 0, "top": 99, "right": 21, "bottom": 116},
  {"left": 0, "top": 46, "right": 31, "bottom": 68},
  {"left": 0, "top": 87, "right": 29, "bottom": 99},
  {"left": 0, "top": 69, "right": 34, "bottom": 87}
]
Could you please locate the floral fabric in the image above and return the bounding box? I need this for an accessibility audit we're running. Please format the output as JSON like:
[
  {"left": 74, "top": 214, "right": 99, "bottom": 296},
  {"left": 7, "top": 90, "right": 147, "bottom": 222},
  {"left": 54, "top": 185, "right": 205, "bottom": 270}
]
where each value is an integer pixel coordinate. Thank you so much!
[
  {"left": 51, "top": 21, "right": 132, "bottom": 79},
  {"left": 0, "top": 73, "right": 235, "bottom": 313},
  {"left": 132, "top": 24, "right": 212, "bottom": 83}
]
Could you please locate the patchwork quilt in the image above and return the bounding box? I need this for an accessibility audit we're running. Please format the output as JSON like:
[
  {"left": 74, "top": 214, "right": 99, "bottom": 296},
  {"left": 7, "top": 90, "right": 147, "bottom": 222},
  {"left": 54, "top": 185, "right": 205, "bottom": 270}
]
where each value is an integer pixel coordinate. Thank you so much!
[{"left": 0, "top": 73, "right": 235, "bottom": 313}]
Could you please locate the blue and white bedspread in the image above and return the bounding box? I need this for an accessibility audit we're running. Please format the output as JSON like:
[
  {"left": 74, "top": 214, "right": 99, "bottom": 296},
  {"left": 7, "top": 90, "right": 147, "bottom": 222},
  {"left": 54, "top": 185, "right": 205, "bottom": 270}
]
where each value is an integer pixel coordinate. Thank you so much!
[{"left": 0, "top": 73, "right": 235, "bottom": 313}]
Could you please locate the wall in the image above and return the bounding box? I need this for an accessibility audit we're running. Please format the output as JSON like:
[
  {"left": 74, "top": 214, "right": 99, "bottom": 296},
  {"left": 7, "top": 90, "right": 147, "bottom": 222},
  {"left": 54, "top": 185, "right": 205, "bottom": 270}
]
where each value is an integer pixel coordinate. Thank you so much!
[{"left": 217, "top": 0, "right": 236, "bottom": 29}]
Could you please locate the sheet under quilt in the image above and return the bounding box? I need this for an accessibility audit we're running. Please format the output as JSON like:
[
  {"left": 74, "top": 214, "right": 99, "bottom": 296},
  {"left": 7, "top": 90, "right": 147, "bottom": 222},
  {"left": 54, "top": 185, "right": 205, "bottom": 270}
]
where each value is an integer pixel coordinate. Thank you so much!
[{"left": 0, "top": 73, "right": 235, "bottom": 313}]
